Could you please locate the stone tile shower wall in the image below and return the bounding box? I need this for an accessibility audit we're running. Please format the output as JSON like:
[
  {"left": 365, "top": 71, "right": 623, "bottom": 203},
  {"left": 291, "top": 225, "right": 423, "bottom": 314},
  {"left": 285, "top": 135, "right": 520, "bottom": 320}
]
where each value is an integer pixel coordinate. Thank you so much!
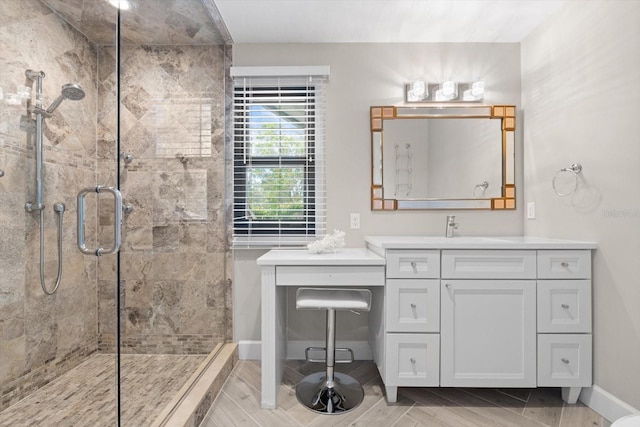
[
  {"left": 0, "top": 0, "right": 99, "bottom": 410},
  {"left": 96, "top": 44, "right": 230, "bottom": 354}
]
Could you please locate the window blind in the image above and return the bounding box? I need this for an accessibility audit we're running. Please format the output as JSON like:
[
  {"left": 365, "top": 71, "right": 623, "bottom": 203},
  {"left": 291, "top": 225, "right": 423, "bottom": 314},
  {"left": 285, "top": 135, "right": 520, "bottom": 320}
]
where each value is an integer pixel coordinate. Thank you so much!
[{"left": 231, "top": 67, "right": 328, "bottom": 248}]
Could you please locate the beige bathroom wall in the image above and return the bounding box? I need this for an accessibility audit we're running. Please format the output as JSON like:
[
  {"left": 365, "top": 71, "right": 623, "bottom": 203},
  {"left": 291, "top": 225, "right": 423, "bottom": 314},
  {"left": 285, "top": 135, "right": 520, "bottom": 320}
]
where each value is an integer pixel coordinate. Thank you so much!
[
  {"left": 232, "top": 42, "right": 523, "bottom": 344},
  {"left": 96, "top": 43, "right": 230, "bottom": 354},
  {"left": 521, "top": 0, "right": 640, "bottom": 411}
]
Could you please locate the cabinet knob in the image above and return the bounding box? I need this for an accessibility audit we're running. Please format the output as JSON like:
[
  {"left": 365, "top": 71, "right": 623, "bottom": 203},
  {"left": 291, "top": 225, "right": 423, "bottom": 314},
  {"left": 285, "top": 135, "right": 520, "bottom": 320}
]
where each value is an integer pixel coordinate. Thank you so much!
[
  {"left": 410, "top": 357, "right": 416, "bottom": 364},
  {"left": 561, "top": 262, "right": 569, "bottom": 267},
  {"left": 410, "top": 303, "right": 417, "bottom": 309},
  {"left": 410, "top": 261, "right": 417, "bottom": 273},
  {"left": 561, "top": 358, "right": 570, "bottom": 364},
  {"left": 445, "top": 283, "right": 452, "bottom": 289},
  {"left": 561, "top": 303, "right": 570, "bottom": 309}
]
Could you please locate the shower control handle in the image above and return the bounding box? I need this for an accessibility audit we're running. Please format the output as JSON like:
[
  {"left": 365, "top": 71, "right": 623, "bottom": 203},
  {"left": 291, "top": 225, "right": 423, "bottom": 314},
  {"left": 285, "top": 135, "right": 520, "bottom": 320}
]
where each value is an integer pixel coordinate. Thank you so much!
[{"left": 77, "top": 186, "right": 122, "bottom": 256}]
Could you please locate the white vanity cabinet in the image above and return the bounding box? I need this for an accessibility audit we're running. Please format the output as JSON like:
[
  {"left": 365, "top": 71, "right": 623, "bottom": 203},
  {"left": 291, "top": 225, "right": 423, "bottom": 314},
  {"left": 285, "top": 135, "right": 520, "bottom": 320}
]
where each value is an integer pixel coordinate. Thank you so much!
[
  {"left": 381, "top": 250, "right": 441, "bottom": 402},
  {"left": 536, "top": 250, "right": 593, "bottom": 404},
  {"left": 365, "top": 236, "right": 596, "bottom": 405}
]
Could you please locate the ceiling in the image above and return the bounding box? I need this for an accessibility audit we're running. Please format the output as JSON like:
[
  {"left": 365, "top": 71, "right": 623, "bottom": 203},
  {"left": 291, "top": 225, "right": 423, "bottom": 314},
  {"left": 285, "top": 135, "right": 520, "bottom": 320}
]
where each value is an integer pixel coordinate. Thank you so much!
[{"left": 213, "top": 0, "right": 567, "bottom": 44}]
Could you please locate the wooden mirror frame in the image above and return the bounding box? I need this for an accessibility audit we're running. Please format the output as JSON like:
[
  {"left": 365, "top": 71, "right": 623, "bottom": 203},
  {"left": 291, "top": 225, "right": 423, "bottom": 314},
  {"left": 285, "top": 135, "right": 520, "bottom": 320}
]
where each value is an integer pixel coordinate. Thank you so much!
[{"left": 370, "top": 105, "right": 516, "bottom": 211}]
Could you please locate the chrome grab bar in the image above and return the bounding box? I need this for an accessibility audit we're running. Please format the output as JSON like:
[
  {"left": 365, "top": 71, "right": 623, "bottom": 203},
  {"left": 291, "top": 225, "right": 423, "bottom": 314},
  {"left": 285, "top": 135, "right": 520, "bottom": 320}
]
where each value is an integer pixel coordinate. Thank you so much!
[{"left": 77, "top": 186, "right": 122, "bottom": 256}]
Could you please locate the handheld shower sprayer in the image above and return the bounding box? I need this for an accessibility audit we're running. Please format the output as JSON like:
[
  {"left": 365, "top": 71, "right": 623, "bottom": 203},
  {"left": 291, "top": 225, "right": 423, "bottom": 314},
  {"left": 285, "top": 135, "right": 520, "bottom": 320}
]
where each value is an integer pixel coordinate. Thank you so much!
[
  {"left": 24, "top": 69, "right": 85, "bottom": 295},
  {"left": 24, "top": 70, "right": 85, "bottom": 118}
]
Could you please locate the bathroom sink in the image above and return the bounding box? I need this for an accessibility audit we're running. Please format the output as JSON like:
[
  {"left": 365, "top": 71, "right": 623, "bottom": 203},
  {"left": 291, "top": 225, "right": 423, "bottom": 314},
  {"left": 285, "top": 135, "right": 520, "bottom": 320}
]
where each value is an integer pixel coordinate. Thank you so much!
[
  {"left": 364, "top": 235, "right": 534, "bottom": 250},
  {"left": 415, "top": 236, "right": 511, "bottom": 244},
  {"left": 365, "top": 235, "right": 597, "bottom": 252}
]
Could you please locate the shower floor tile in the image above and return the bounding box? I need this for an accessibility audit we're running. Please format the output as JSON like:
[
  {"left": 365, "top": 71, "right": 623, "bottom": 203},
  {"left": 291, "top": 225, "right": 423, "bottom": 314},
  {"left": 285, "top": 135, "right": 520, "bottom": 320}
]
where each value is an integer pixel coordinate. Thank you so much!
[{"left": 0, "top": 353, "right": 206, "bottom": 426}]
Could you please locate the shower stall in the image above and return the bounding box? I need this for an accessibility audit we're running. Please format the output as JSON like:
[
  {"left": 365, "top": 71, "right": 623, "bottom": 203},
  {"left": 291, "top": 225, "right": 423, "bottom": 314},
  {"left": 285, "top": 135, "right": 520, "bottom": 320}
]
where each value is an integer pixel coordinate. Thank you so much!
[{"left": 0, "top": 0, "right": 233, "bottom": 425}]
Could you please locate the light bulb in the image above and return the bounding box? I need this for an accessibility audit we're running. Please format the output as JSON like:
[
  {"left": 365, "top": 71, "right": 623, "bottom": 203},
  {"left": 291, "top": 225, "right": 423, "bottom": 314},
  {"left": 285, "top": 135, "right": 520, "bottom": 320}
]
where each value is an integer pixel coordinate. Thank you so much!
[
  {"left": 412, "top": 81, "right": 427, "bottom": 99},
  {"left": 108, "top": 0, "right": 131, "bottom": 10},
  {"left": 440, "top": 81, "right": 457, "bottom": 98},
  {"left": 471, "top": 81, "right": 484, "bottom": 97}
]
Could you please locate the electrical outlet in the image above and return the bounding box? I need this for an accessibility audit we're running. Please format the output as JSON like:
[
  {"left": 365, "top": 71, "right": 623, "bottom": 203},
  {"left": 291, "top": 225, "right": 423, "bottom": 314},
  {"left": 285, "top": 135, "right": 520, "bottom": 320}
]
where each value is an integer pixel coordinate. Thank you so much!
[
  {"left": 527, "top": 202, "right": 536, "bottom": 219},
  {"left": 350, "top": 213, "right": 360, "bottom": 229}
]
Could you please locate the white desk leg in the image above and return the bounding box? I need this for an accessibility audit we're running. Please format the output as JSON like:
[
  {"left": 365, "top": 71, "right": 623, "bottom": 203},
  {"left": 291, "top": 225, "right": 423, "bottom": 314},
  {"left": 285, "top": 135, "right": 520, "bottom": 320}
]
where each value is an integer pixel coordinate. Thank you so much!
[{"left": 261, "top": 266, "right": 286, "bottom": 408}]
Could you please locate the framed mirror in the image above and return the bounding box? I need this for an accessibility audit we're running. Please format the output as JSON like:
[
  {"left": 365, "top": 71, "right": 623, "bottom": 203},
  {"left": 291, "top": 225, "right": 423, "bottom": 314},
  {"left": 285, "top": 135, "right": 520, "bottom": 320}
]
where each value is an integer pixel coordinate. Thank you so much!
[{"left": 370, "top": 105, "right": 516, "bottom": 210}]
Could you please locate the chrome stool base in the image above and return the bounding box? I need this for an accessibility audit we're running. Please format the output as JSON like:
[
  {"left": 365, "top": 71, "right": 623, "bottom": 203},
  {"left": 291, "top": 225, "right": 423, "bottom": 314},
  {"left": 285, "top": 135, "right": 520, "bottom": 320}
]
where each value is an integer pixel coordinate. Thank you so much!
[{"left": 295, "top": 371, "right": 364, "bottom": 414}]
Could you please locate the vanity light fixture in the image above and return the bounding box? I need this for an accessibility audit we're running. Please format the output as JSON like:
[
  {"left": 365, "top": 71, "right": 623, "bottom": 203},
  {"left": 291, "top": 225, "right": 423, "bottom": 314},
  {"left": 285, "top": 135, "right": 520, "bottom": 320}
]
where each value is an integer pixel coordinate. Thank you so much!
[{"left": 405, "top": 80, "right": 485, "bottom": 103}]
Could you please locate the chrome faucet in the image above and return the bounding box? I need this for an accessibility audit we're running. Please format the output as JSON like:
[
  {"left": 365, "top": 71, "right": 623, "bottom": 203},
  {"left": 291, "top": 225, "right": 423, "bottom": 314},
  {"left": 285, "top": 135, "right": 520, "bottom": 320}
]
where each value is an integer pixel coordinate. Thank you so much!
[{"left": 445, "top": 215, "right": 458, "bottom": 238}]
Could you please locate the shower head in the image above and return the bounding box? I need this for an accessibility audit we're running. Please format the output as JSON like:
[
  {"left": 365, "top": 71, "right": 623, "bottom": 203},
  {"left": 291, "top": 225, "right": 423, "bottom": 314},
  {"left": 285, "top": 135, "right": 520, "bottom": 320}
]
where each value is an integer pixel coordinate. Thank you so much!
[
  {"left": 45, "top": 83, "right": 85, "bottom": 114},
  {"left": 61, "top": 84, "right": 85, "bottom": 100}
]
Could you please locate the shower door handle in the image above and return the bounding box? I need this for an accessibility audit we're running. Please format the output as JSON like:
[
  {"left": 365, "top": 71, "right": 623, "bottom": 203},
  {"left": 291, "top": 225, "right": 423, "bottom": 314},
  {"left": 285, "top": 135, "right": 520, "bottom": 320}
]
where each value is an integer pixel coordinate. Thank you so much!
[{"left": 77, "top": 186, "right": 122, "bottom": 256}]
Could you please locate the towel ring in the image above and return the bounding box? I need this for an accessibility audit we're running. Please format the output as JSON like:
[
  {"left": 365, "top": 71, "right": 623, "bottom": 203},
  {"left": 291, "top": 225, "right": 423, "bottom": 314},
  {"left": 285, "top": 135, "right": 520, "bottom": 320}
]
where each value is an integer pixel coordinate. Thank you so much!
[{"left": 552, "top": 163, "right": 582, "bottom": 196}]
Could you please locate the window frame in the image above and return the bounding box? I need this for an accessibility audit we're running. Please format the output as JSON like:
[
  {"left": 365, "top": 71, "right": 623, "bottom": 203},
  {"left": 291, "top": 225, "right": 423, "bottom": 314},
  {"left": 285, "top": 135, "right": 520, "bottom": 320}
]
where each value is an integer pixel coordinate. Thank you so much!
[{"left": 233, "top": 85, "right": 318, "bottom": 236}]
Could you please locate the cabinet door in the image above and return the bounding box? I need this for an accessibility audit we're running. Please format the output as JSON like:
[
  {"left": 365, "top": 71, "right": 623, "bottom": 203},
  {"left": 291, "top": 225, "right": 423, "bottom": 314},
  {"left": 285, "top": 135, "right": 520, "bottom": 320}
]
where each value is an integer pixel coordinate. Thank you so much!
[
  {"left": 441, "top": 280, "right": 536, "bottom": 387},
  {"left": 441, "top": 250, "right": 536, "bottom": 279},
  {"left": 385, "top": 333, "right": 440, "bottom": 387},
  {"left": 538, "top": 334, "right": 592, "bottom": 387},
  {"left": 386, "top": 279, "right": 440, "bottom": 332},
  {"left": 386, "top": 250, "right": 440, "bottom": 279},
  {"left": 537, "top": 280, "right": 592, "bottom": 333},
  {"left": 537, "top": 250, "right": 591, "bottom": 279}
]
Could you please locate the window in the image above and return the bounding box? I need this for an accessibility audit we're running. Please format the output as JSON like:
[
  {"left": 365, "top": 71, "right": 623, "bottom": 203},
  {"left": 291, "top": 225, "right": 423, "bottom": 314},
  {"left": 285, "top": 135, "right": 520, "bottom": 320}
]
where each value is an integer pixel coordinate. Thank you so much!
[{"left": 232, "top": 67, "right": 328, "bottom": 247}]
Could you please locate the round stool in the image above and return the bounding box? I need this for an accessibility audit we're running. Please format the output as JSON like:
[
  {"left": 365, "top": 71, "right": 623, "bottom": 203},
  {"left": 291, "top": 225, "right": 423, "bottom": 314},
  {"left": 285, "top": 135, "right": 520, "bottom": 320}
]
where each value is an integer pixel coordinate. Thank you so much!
[
  {"left": 612, "top": 415, "right": 640, "bottom": 427},
  {"left": 295, "top": 288, "right": 372, "bottom": 414}
]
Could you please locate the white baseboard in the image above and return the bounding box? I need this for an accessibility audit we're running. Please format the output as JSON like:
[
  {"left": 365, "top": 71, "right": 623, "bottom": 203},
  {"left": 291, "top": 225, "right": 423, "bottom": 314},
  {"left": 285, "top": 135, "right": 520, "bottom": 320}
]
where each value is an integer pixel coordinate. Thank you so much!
[
  {"left": 238, "top": 340, "right": 373, "bottom": 361},
  {"left": 580, "top": 385, "right": 640, "bottom": 423},
  {"left": 238, "top": 340, "right": 261, "bottom": 360}
]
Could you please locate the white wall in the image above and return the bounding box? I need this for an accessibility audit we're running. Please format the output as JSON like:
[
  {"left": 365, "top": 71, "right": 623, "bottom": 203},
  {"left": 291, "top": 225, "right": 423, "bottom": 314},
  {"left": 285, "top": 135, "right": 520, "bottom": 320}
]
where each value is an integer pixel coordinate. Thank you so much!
[
  {"left": 521, "top": 0, "right": 640, "bottom": 412},
  {"left": 232, "top": 43, "right": 523, "bottom": 345}
]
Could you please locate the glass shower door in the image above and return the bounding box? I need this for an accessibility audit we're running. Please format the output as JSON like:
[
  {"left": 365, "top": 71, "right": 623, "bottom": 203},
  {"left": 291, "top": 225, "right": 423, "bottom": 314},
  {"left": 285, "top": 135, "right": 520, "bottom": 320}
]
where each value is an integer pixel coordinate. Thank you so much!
[
  {"left": 115, "top": 1, "right": 230, "bottom": 424},
  {"left": 0, "top": 0, "right": 120, "bottom": 424}
]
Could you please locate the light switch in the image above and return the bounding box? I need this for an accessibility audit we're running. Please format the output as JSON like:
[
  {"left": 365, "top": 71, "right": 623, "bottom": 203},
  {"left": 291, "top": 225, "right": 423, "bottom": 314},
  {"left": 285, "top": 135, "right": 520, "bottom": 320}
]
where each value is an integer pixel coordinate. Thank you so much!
[
  {"left": 350, "top": 213, "right": 360, "bottom": 229},
  {"left": 527, "top": 202, "right": 536, "bottom": 219}
]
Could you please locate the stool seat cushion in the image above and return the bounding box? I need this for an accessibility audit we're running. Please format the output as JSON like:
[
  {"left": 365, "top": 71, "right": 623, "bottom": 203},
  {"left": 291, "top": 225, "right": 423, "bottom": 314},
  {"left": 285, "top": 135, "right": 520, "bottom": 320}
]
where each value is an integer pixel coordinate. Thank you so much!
[{"left": 296, "top": 288, "right": 371, "bottom": 311}]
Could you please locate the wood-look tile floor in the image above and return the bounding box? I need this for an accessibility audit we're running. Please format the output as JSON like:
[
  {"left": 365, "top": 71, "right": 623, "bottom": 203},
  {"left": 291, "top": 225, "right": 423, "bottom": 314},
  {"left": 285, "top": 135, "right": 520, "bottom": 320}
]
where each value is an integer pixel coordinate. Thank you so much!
[
  {"left": 0, "top": 353, "right": 205, "bottom": 426},
  {"left": 201, "top": 360, "right": 611, "bottom": 427}
]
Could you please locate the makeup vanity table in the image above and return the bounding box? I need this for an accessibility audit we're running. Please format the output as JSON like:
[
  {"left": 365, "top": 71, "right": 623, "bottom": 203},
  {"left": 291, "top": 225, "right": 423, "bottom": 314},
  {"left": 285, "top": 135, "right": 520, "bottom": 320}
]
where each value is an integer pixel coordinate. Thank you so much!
[
  {"left": 257, "top": 236, "right": 596, "bottom": 409},
  {"left": 256, "top": 248, "right": 385, "bottom": 409}
]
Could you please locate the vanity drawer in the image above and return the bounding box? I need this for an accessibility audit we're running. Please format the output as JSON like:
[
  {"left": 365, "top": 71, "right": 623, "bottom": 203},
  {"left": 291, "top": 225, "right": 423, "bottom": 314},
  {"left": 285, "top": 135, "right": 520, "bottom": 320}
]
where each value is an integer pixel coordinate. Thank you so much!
[
  {"left": 537, "top": 280, "right": 592, "bottom": 333},
  {"left": 276, "top": 266, "right": 385, "bottom": 287},
  {"left": 441, "top": 250, "right": 536, "bottom": 279},
  {"left": 385, "top": 333, "right": 440, "bottom": 387},
  {"left": 537, "top": 250, "right": 591, "bottom": 279},
  {"left": 538, "top": 334, "right": 592, "bottom": 387},
  {"left": 386, "top": 279, "right": 440, "bottom": 332},
  {"left": 386, "top": 250, "right": 440, "bottom": 279}
]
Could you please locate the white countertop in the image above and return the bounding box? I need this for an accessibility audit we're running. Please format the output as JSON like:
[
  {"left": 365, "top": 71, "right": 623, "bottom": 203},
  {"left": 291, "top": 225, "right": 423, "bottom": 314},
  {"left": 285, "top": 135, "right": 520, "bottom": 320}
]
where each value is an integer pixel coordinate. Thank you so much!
[
  {"left": 256, "top": 248, "right": 385, "bottom": 266},
  {"left": 365, "top": 235, "right": 597, "bottom": 252}
]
